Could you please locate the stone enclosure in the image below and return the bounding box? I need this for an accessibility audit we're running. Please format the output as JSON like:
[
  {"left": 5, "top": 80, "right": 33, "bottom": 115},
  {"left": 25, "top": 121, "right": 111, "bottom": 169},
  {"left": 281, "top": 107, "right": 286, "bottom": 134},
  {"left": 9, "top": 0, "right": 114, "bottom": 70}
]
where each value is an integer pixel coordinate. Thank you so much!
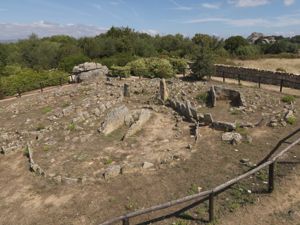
[{"left": 0, "top": 68, "right": 298, "bottom": 185}]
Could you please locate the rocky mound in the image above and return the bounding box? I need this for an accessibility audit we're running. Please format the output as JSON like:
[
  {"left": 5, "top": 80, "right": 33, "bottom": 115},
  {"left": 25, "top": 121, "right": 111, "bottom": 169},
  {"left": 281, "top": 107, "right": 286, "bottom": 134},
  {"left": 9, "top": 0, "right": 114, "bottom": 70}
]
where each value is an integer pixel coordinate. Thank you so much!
[{"left": 70, "top": 62, "right": 109, "bottom": 83}]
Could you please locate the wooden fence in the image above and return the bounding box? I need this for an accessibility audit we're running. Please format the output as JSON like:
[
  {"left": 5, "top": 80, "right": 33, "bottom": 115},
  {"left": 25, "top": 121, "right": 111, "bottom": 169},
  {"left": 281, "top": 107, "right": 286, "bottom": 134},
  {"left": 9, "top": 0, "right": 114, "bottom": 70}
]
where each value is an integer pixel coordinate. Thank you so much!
[{"left": 100, "top": 128, "right": 300, "bottom": 225}]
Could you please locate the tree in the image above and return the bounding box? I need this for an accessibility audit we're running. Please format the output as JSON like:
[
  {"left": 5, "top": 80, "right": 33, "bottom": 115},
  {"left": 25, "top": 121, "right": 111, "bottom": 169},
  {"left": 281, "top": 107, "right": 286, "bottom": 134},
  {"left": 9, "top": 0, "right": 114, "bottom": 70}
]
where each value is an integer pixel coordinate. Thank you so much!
[
  {"left": 192, "top": 33, "right": 223, "bottom": 50},
  {"left": 0, "top": 44, "right": 8, "bottom": 73},
  {"left": 191, "top": 48, "right": 215, "bottom": 80},
  {"left": 224, "top": 36, "right": 249, "bottom": 54}
]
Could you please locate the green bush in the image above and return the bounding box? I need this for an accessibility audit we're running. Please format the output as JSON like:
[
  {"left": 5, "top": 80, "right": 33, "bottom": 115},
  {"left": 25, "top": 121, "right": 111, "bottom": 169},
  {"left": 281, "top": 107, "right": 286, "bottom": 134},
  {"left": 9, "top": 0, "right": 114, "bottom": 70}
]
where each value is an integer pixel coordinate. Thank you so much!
[
  {"left": 59, "top": 53, "right": 90, "bottom": 73},
  {"left": 147, "top": 58, "right": 174, "bottom": 79},
  {"left": 110, "top": 65, "right": 131, "bottom": 78},
  {"left": 98, "top": 53, "right": 138, "bottom": 68},
  {"left": 281, "top": 95, "right": 296, "bottom": 104},
  {"left": 235, "top": 45, "right": 260, "bottom": 59},
  {"left": 126, "top": 58, "right": 149, "bottom": 77},
  {"left": 287, "top": 116, "right": 297, "bottom": 125},
  {"left": 168, "top": 58, "right": 188, "bottom": 74},
  {"left": 126, "top": 57, "right": 175, "bottom": 79},
  {"left": 0, "top": 66, "right": 68, "bottom": 97}
]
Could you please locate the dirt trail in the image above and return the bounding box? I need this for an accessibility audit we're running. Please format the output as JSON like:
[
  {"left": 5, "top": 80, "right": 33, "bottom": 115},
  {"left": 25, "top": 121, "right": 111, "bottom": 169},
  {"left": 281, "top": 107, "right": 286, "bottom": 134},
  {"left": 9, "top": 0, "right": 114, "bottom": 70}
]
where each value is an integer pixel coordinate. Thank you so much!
[{"left": 219, "top": 167, "right": 300, "bottom": 225}]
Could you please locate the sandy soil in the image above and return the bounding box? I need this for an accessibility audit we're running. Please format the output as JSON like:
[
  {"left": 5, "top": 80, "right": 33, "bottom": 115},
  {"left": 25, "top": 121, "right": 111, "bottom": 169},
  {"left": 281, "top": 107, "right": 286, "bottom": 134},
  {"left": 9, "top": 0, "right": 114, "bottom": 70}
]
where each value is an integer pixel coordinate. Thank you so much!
[{"left": 233, "top": 58, "right": 300, "bottom": 74}]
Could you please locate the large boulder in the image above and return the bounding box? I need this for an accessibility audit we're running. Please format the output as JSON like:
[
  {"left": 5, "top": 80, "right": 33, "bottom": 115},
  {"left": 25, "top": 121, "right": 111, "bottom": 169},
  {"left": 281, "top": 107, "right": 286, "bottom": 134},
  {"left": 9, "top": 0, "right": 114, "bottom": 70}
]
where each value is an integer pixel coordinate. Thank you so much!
[
  {"left": 123, "top": 109, "right": 151, "bottom": 140},
  {"left": 98, "top": 105, "right": 129, "bottom": 135},
  {"left": 71, "top": 62, "right": 109, "bottom": 83}
]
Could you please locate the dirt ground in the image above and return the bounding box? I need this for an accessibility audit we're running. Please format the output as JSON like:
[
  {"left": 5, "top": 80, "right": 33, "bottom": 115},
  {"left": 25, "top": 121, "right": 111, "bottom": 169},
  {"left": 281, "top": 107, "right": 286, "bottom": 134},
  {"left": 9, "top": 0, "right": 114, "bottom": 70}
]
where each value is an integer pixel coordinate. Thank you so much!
[
  {"left": 233, "top": 58, "right": 300, "bottom": 74},
  {"left": 0, "top": 75, "right": 299, "bottom": 225}
]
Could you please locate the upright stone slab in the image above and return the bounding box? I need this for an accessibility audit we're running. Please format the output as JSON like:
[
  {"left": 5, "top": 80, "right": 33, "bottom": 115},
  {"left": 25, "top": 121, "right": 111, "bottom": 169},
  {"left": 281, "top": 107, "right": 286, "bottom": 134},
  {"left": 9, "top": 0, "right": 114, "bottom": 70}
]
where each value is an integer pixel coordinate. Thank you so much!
[
  {"left": 160, "top": 79, "right": 169, "bottom": 102},
  {"left": 124, "top": 84, "right": 130, "bottom": 97}
]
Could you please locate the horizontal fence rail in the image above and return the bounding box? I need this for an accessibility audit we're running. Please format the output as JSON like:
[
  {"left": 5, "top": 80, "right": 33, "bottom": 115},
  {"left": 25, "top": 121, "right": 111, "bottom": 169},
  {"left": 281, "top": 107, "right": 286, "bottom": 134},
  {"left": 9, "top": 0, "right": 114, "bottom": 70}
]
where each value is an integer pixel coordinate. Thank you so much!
[{"left": 100, "top": 128, "right": 300, "bottom": 225}]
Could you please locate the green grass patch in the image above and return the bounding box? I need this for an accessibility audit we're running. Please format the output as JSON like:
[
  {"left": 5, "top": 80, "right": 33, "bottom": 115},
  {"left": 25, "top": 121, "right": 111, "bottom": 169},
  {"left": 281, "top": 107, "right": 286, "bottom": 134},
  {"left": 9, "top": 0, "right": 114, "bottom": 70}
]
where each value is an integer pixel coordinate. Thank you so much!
[
  {"left": 42, "top": 106, "right": 52, "bottom": 114},
  {"left": 196, "top": 93, "right": 208, "bottom": 104},
  {"left": 36, "top": 124, "right": 45, "bottom": 131},
  {"left": 104, "top": 158, "right": 113, "bottom": 165},
  {"left": 286, "top": 116, "right": 297, "bottom": 125},
  {"left": 281, "top": 95, "right": 296, "bottom": 104},
  {"left": 68, "top": 122, "right": 76, "bottom": 131},
  {"left": 187, "top": 183, "right": 199, "bottom": 195}
]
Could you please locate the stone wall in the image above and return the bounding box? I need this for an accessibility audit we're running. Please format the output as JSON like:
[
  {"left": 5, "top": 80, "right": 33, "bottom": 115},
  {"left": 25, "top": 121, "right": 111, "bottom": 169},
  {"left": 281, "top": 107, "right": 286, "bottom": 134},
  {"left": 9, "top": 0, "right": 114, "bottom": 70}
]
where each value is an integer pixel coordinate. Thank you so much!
[{"left": 215, "top": 64, "right": 300, "bottom": 89}]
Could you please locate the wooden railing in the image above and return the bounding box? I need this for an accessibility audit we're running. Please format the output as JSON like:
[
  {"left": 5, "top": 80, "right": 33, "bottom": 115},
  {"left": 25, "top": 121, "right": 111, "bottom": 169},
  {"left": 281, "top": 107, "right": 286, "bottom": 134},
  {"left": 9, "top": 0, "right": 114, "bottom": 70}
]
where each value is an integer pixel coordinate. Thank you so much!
[{"left": 100, "top": 128, "right": 300, "bottom": 225}]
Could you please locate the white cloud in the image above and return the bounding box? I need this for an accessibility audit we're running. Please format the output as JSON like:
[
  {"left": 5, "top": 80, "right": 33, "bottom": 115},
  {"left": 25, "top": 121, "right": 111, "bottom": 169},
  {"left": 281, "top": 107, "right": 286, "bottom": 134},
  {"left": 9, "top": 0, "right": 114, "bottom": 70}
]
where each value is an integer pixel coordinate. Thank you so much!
[
  {"left": 184, "top": 13, "right": 300, "bottom": 28},
  {"left": 228, "top": 0, "right": 270, "bottom": 7},
  {"left": 141, "top": 29, "right": 159, "bottom": 36},
  {"left": 202, "top": 3, "right": 221, "bottom": 9},
  {"left": 169, "top": 0, "right": 193, "bottom": 10},
  {"left": 0, "top": 21, "right": 107, "bottom": 40},
  {"left": 283, "top": 0, "right": 295, "bottom": 6}
]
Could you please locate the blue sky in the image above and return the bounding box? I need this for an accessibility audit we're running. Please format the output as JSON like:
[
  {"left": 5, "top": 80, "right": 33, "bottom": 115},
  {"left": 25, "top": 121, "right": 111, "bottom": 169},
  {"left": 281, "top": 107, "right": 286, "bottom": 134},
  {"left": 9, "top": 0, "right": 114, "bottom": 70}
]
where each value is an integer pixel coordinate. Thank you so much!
[{"left": 0, "top": 0, "right": 299, "bottom": 40}]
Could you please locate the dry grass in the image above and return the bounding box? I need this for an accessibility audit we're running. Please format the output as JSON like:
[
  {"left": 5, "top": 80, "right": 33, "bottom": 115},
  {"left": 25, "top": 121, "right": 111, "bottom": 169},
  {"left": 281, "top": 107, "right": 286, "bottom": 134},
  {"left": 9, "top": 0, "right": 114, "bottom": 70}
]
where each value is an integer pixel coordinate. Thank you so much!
[{"left": 233, "top": 58, "right": 300, "bottom": 74}]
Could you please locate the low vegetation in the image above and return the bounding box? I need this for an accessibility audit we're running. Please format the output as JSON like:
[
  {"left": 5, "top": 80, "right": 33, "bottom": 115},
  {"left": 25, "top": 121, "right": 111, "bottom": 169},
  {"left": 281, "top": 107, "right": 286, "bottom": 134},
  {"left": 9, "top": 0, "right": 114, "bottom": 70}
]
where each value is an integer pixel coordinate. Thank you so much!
[{"left": 281, "top": 95, "right": 296, "bottom": 104}]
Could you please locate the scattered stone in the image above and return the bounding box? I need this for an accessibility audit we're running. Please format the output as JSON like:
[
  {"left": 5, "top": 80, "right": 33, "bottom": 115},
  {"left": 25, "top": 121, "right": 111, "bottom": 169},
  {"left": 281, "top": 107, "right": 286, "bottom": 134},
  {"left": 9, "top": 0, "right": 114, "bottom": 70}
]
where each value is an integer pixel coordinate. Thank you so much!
[
  {"left": 187, "top": 144, "right": 193, "bottom": 150},
  {"left": 240, "top": 158, "right": 250, "bottom": 164},
  {"left": 284, "top": 110, "right": 294, "bottom": 121},
  {"left": 104, "top": 165, "right": 121, "bottom": 179},
  {"left": 62, "top": 177, "right": 79, "bottom": 185},
  {"left": 222, "top": 132, "right": 242, "bottom": 145},
  {"left": 212, "top": 121, "right": 236, "bottom": 131},
  {"left": 246, "top": 135, "right": 253, "bottom": 144},
  {"left": 204, "top": 113, "right": 213, "bottom": 125},
  {"left": 142, "top": 162, "right": 154, "bottom": 169}
]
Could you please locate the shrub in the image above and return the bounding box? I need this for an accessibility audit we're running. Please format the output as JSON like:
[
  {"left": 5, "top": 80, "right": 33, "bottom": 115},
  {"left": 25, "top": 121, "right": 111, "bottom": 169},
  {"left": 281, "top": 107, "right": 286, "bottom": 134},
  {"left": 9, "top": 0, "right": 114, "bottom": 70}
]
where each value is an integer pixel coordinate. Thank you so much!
[
  {"left": 59, "top": 54, "right": 90, "bottom": 73},
  {"left": 0, "top": 66, "right": 68, "bottom": 97},
  {"left": 147, "top": 58, "right": 174, "bottom": 78},
  {"left": 168, "top": 58, "right": 188, "bottom": 74},
  {"left": 235, "top": 45, "right": 260, "bottom": 59},
  {"left": 287, "top": 116, "right": 296, "bottom": 125},
  {"left": 98, "top": 53, "right": 138, "bottom": 68},
  {"left": 196, "top": 93, "right": 208, "bottom": 104},
  {"left": 281, "top": 95, "right": 296, "bottom": 104},
  {"left": 126, "top": 58, "right": 149, "bottom": 77},
  {"left": 110, "top": 65, "right": 131, "bottom": 78},
  {"left": 126, "top": 57, "right": 175, "bottom": 79}
]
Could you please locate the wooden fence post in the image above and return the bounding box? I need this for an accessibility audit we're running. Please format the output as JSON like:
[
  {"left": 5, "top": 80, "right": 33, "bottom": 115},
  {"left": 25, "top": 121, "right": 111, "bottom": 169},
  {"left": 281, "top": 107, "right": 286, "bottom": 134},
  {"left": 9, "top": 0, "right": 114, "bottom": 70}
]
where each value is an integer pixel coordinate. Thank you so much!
[
  {"left": 258, "top": 77, "right": 261, "bottom": 88},
  {"left": 17, "top": 88, "right": 22, "bottom": 98},
  {"left": 268, "top": 163, "right": 275, "bottom": 193},
  {"left": 40, "top": 83, "right": 43, "bottom": 93},
  {"left": 238, "top": 74, "right": 241, "bottom": 85},
  {"left": 223, "top": 74, "right": 225, "bottom": 83},
  {"left": 209, "top": 193, "right": 215, "bottom": 222},
  {"left": 122, "top": 218, "right": 129, "bottom": 225},
  {"left": 280, "top": 80, "right": 283, "bottom": 93}
]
